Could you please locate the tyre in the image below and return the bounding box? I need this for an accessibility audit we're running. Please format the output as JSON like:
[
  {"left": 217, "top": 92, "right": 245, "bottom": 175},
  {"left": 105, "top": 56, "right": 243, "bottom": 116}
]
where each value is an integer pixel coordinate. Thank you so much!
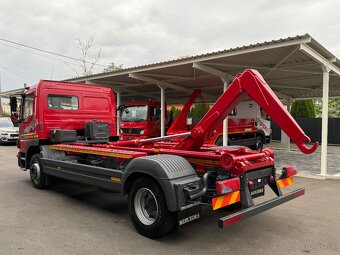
[
  {"left": 253, "top": 135, "right": 264, "bottom": 150},
  {"left": 128, "top": 177, "right": 177, "bottom": 238},
  {"left": 29, "top": 154, "right": 48, "bottom": 189}
]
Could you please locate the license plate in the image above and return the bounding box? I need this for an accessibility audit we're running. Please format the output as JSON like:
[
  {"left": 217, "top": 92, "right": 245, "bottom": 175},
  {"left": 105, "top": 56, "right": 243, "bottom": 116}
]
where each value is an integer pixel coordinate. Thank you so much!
[
  {"left": 178, "top": 203, "right": 201, "bottom": 227},
  {"left": 250, "top": 187, "right": 264, "bottom": 198}
]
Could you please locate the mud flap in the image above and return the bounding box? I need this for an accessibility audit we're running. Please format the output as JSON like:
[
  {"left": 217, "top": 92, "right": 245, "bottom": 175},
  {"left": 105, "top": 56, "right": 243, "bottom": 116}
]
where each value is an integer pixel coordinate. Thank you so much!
[{"left": 177, "top": 202, "right": 201, "bottom": 227}]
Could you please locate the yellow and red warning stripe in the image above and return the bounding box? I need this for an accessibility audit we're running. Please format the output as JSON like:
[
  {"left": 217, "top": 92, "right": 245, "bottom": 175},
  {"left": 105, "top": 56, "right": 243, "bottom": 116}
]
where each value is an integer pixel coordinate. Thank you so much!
[
  {"left": 212, "top": 191, "right": 240, "bottom": 210},
  {"left": 277, "top": 176, "right": 294, "bottom": 188},
  {"left": 48, "top": 144, "right": 147, "bottom": 159}
]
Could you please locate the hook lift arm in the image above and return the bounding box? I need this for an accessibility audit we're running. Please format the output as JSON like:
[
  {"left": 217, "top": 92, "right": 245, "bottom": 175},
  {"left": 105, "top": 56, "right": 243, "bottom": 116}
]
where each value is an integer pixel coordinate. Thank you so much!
[{"left": 175, "top": 69, "right": 318, "bottom": 153}]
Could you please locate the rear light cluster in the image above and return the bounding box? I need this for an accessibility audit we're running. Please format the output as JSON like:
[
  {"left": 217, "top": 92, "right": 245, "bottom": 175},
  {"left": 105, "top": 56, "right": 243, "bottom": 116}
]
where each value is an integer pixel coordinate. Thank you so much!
[
  {"left": 216, "top": 177, "right": 240, "bottom": 195},
  {"left": 281, "top": 166, "right": 297, "bottom": 178}
]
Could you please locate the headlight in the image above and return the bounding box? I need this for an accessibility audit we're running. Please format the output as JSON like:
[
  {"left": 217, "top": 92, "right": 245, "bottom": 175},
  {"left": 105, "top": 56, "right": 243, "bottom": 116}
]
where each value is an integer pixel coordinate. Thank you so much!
[{"left": 140, "top": 129, "right": 144, "bottom": 135}]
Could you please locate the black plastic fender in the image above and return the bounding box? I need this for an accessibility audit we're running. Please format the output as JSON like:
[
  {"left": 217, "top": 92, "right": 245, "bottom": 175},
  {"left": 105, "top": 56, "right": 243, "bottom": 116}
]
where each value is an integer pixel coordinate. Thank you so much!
[{"left": 122, "top": 154, "right": 203, "bottom": 212}]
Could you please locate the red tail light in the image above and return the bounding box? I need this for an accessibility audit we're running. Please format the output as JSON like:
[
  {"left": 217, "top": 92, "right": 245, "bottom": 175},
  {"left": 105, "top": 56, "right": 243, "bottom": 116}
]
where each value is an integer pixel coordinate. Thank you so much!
[
  {"left": 247, "top": 180, "right": 254, "bottom": 189},
  {"left": 282, "top": 166, "right": 297, "bottom": 177},
  {"left": 216, "top": 177, "right": 240, "bottom": 195}
]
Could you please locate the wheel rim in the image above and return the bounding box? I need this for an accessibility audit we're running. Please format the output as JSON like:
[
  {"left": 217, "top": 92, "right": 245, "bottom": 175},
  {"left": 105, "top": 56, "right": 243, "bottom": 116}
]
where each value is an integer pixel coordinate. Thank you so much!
[
  {"left": 134, "top": 188, "right": 159, "bottom": 225},
  {"left": 30, "top": 162, "right": 41, "bottom": 184},
  {"left": 256, "top": 138, "right": 263, "bottom": 150}
]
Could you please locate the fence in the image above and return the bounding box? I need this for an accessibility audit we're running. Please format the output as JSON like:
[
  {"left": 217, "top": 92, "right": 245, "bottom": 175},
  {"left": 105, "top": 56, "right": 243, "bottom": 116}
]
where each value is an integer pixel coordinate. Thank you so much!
[{"left": 270, "top": 118, "right": 340, "bottom": 145}]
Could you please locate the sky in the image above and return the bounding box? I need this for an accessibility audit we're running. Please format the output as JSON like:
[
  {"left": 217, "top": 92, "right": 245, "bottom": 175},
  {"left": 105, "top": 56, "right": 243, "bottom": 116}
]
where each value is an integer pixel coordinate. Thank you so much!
[{"left": 0, "top": 0, "right": 339, "bottom": 92}]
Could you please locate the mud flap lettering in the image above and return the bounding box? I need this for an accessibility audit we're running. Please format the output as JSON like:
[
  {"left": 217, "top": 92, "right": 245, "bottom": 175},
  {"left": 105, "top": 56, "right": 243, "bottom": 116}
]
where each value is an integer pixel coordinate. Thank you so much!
[{"left": 178, "top": 203, "right": 201, "bottom": 227}]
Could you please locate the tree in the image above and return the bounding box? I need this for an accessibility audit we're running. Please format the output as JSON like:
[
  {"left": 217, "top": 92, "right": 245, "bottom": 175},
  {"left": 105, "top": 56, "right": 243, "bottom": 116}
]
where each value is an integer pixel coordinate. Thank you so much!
[
  {"left": 68, "top": 35, "right": 102, "bottom": 76},
  {"left": 103, "top": 62, "right": 123, "bottom": 72},
  {"left": 314, "top": 98, "right": 340, "bottom": 117},
  {"left": 188, "top": 103, "right": 210, "bottom": 118},
  {"left": 291, "top": 100, "right": 315, "bottom": 118},
  {"left": 168, "top": 105, "right": 181, "bottom": 119}
]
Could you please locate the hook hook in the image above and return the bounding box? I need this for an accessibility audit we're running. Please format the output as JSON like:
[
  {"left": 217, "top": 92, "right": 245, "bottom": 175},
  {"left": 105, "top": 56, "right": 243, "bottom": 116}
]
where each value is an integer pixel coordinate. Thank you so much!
[{"left": 295, "top": 135, "right": 318, "bottom": 154}]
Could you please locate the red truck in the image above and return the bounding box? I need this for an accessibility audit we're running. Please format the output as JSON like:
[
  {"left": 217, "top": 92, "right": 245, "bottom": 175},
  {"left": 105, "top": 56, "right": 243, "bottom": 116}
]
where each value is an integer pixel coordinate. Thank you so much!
[
  {"left": 11, "top": 69, "right": 318, "bottom": 238},
  {"left": 11, "top": 80, "right": 117, "bottom": 170},
  {"left": 119, "top": 101, "right": 163, "bottom": 139},
  {"left": 120, "top": 90, "right": 271, "bottom": 150}
]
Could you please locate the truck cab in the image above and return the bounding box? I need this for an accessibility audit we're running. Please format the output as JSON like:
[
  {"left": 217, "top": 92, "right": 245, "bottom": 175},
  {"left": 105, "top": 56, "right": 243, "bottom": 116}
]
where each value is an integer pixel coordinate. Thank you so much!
[
  {"left": 119, "top": 101, "right": 163, "bottom": 140},
  {"left": 11, "top": 80, "right": 117, "bottom": 170}
]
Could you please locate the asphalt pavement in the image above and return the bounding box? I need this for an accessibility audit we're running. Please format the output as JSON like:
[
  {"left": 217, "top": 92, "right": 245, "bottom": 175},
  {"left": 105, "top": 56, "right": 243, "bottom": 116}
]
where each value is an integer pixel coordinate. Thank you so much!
[{"left": 0, "top": 145, "right": 339, "bottom": 255}]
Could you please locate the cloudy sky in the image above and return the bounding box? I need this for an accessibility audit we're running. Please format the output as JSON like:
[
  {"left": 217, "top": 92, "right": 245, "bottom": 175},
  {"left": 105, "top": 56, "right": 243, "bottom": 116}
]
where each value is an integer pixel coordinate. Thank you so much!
[{"left": 0, "top": 0, "right": 339, "bottom": 91}]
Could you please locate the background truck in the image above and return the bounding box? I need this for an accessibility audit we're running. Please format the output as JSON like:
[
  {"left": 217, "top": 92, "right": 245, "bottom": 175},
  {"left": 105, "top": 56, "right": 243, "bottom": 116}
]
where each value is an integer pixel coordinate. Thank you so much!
[
  {"left": 119, "top": 91, "right": 271, "bottom": 150},
  {"left": 11, "top": 69, "right": 318, "bottom": 238},
  {"left": 202, "top": 100, "right": 272, "bottom": 149},
  {"left": 119, "top": 101, "right": 164, "bottom": 139}
]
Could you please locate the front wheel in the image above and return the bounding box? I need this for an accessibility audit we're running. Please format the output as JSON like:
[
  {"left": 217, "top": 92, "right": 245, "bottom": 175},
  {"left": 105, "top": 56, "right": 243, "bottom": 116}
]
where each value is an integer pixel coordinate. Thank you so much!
[
  {"left": 30, "top": 154, "right": 49, "bottom": 189},
  {"left": 128, "top": 177, "right": 177, "bottom": 238},
  {"left": 253, "top": 135, "right": 264, "bottom": 150}
]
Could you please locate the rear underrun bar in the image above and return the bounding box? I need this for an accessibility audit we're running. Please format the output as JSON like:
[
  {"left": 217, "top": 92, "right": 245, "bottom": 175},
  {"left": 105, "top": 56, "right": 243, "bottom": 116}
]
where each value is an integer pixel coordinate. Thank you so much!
[{"left": 218, "top": 188, "right": 305, "bottom": 228}]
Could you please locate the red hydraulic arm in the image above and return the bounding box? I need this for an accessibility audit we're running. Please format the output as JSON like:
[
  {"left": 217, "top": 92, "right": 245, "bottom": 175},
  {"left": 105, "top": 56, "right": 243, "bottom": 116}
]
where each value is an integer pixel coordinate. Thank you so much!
[
  {"left": 175, "top": 69, "right": 318, "bottom": 153},
  {"left": 167, "top": 89, "right": 202, "bottom": 134}
]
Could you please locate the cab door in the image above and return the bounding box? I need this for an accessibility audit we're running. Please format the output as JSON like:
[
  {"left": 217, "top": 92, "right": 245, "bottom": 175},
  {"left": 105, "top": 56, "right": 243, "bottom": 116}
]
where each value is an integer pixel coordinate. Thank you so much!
[{"left": 19, "top": 92, "right": 36, "bottom": 152}]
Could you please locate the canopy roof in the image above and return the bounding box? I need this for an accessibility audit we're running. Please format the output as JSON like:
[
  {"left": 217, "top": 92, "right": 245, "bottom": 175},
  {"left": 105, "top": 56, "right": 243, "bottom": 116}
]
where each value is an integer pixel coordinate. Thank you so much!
[
  {"left": 2, "top": 34, "right": 340, "bottom": 103},
  {"left": 65, "top": 34, "right": 340, "bottom": 103}
]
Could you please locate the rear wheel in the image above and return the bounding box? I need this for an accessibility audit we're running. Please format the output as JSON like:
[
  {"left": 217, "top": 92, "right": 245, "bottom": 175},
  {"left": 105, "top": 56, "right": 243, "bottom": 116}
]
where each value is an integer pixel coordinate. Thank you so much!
[
  {"left": 128, "top": 177, "right": 177, "bottom": 238},
  {"left": 30, "top": 154, "right": 49, "bottom": 189}
]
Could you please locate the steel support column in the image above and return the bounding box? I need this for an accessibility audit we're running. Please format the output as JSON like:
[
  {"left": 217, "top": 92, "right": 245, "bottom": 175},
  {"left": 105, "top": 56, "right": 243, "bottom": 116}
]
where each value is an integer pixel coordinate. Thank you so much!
[
  {"left": 223, "top": 81, "right": 228, "bottom": 146},
  {"left": 192, "top": 62, "right": 233, "bottom": 146},
  {"left": 159, "top": 85, "right": 165, "bottom": 137},
  {"left": 283, "top": 97, "right": 292, "bottom": 151},
  {"left": 320, "top": 65, "right": 330, "bottom": 176}
]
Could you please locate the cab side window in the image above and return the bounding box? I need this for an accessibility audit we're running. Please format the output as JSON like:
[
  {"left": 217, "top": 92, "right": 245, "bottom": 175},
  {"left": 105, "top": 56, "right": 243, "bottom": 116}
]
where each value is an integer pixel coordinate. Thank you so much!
[
  {"left": 48, "top": 95, "right": 78, "bottom": 110},
  {"left": 23, "top": 94, "right": 34, "bottom": 120}
]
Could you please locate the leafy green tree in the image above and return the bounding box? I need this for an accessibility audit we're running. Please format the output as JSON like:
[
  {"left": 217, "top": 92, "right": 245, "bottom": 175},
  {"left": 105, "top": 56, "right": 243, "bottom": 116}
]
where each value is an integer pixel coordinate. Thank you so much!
[
  {"left": 314, "top": 98, "right": 340, "bottom": 117},
  {"left": 168, "top": 105, "right": 181, "bottom": 119},
  {"left": 188, "top": 103, "right": 210, "bottom": 118},
  {"left": 291, "top": 100, "right": 315, "bottom": 118}
]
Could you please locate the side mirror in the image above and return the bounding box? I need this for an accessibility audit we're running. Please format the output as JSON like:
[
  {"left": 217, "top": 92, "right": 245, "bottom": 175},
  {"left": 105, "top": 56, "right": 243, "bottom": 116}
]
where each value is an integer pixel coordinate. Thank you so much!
[
  {"left": 10, "top": 96, "right": 17, "bottom": 113},
  {"left": 10, "top": 96, "right": 20, "bottom": 124},
  {"left": 230, "top": 108, "right": 237, "bottom": 116},
  {"left": 117, "top": 105, "right": 128, "bottom": 113}
]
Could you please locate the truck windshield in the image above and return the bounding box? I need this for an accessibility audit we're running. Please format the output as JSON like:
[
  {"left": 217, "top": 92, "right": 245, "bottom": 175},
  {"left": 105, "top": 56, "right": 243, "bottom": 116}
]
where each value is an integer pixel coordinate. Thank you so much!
[{"left": 121, "top": 105, "right": 148, "bottom": 122}]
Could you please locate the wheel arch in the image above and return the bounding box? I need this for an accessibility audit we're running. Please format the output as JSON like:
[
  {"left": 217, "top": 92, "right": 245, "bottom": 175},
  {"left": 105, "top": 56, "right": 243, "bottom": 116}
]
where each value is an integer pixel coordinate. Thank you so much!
[
  {"left": 123, "top": 172, "right": 159, "bottom": 195},
  {"left": 256, "top": 129, "right": 266, "bottom": 141},
  {"left": 122, "top": 154, "right": 202, "bottom": 212},
  {"left": 25, "top": 145, "right": 41, "bottom": 169}
]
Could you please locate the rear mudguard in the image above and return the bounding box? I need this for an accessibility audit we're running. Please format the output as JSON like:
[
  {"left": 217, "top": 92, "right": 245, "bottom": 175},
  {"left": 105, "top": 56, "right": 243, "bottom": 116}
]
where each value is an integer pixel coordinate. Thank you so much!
[{"left": 122, "top": 154, "right": 204, "bottom": 212}]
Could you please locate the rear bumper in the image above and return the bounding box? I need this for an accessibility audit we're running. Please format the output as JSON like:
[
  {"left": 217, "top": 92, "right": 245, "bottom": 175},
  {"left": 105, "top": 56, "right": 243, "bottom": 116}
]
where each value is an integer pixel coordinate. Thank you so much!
[{"left": 218, "top": 188, "right": 305, "bottom": 228}]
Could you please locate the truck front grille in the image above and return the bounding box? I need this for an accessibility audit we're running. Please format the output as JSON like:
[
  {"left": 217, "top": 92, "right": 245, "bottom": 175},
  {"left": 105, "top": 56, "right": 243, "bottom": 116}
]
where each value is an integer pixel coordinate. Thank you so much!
[{"left": 121, "top": 128, "right": 143, "bottom": 134}]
